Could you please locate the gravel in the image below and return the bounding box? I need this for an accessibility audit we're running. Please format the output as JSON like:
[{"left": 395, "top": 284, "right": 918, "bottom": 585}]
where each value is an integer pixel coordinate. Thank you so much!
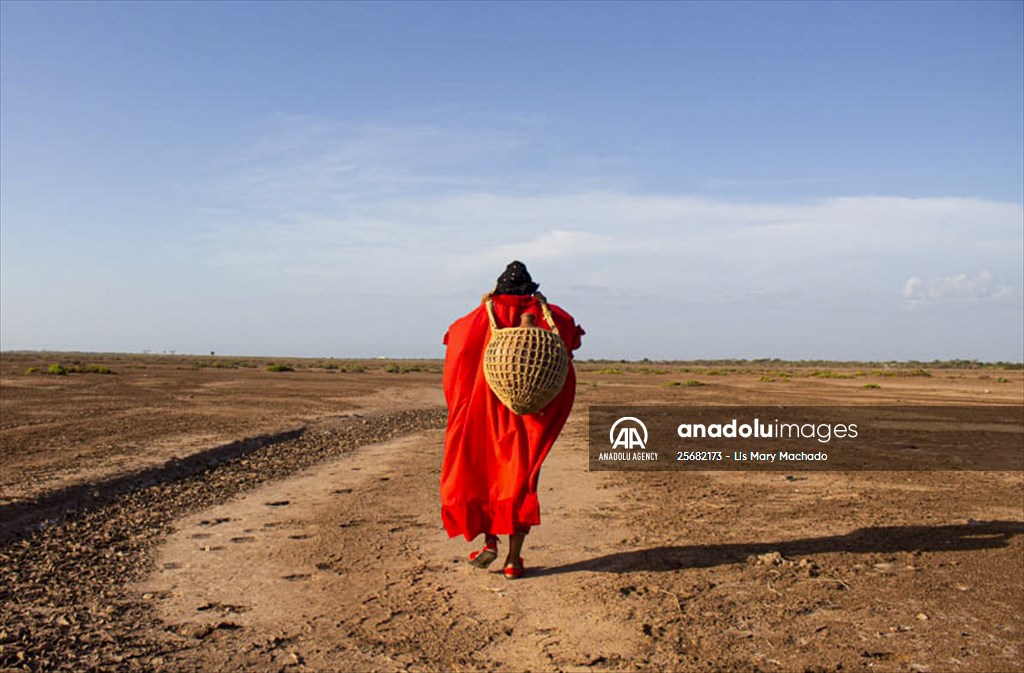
[{"left": 0, "top": 408, "right": 447, "bottom": 672}]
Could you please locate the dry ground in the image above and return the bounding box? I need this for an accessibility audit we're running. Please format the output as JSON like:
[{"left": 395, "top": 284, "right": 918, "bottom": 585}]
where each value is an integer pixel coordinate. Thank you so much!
[{"left": 1, "top": 352, "right": 1021, "bottom": 673}]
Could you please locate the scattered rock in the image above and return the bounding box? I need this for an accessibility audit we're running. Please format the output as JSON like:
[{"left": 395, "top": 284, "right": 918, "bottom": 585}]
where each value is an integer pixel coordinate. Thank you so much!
[
  {"left": 0, "top": 408, "right": 447, "bottom": 670},
  {"left": 175, "top": 622, "right": 214, "bottom": 639},
  {"left": 750, "top": 551, "right": 788, "bottom": 566}
]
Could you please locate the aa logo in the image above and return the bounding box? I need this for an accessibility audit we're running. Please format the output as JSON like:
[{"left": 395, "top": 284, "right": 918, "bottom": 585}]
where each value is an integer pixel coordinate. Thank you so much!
[{"left": 610, "top": 417, "right": 648, "bottom": 450}]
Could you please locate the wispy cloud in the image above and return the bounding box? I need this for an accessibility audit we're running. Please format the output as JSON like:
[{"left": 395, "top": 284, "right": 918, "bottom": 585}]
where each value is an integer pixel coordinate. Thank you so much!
[
  {"left": 902, "top": 270, "right": 1014, "bottom": 307},
  {"left": 185, "top": 118, "right": 1023, "bottom": 358},
  {"left": 701, "top": 176, "right": 843, "bottom": 190}
]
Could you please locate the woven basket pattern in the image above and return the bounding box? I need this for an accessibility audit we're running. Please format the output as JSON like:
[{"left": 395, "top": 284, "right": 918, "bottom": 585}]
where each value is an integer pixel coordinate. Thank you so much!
[{"left": 483, "top": 293, "right": 569, "bottom": 415}]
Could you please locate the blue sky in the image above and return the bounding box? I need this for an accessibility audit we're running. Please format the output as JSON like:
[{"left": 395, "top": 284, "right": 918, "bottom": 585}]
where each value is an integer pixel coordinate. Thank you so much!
[{"left": 2, "top": 1, "right": 1022, "bottom": 360}]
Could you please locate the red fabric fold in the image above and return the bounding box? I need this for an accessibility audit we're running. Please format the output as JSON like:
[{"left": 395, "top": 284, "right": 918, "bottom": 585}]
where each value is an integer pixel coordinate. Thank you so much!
[{"left": 440, "top": 294, "right": 583, "bottom": 541}]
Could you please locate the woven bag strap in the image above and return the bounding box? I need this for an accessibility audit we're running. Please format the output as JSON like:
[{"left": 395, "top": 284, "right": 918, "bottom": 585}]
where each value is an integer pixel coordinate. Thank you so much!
[
  {"left": 532, "top": 292, "right": 560, "bottom": 334},
  {"left": 484, "top": 292, "right": 560, "bottom": 334},
  {"left": 484, "top": 293, "right": 499, "bottom": 331}
]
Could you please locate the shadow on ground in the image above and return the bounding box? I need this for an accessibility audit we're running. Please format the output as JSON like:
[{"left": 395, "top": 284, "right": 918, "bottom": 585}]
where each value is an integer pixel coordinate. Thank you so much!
[
  {"left": 530, "top": 520, "right": 1024, "bottom": 576},
  {"left": 0, "top": 428, "right": 305, "bottom": 542}
]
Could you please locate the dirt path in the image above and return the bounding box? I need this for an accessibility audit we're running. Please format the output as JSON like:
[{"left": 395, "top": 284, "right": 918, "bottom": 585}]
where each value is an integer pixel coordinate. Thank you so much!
[
  {"left": 142, "top": 412, "right": 641, "bottom": 672},
  {"left": 4, "top": 359, "right": 1021, "bottom": 672}
]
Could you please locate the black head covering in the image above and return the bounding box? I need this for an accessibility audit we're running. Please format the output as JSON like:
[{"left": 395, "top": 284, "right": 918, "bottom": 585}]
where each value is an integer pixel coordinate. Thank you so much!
[{"left": 494, "top": 260, "right": 539, "bottom": 295}]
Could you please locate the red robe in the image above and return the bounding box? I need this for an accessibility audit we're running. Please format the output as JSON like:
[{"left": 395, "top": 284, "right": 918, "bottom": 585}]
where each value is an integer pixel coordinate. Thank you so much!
[{"left": 441, "top": 294, "right": 584, "bottom": 541}]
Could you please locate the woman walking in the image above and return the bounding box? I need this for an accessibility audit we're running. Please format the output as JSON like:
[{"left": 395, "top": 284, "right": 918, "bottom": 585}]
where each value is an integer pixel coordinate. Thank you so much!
[{"left": 440, "top": 261, "right": 584, "bottom": 579}]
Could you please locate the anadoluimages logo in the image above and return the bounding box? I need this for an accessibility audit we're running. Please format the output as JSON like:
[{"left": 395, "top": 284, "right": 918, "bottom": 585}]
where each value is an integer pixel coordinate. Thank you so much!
[{"left": 610, "top": 417, "right": 648, "bottom": 450}]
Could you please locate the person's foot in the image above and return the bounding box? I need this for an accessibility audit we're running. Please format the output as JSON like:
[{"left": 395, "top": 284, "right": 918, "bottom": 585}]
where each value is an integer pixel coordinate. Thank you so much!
[
  {"left": 503, "top": 556, "right": 524, "bottom": 580},
  {"left": 469, "top": 536, "right": 499, "bottom": 568}
]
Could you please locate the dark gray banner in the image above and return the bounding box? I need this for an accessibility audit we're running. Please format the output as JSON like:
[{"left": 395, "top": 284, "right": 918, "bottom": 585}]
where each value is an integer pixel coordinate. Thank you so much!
[{"left": 588, "top": 406, "right": 1024, "bottom": 471}]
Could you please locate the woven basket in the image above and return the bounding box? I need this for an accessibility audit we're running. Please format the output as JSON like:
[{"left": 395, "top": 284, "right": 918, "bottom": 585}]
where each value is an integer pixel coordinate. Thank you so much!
[{"left": 483, "top": 292, "right": 569, "bottom": 415}]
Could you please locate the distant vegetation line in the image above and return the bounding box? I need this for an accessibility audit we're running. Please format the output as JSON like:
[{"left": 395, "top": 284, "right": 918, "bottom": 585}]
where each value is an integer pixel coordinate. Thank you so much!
[{"left": 1, "top": 351, "right": 1021, "bottom": 370}]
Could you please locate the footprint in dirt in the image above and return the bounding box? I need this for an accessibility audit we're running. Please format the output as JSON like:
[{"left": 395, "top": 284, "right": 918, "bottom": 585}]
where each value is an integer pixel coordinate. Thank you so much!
[
  {"left": 229, "top": 536, "right": 256, "bottom": 544},
  {"left": 199, "top": 517, "right": 232, "bottom": 526},
  {"left": 282, "top": 573, "right": 311, "bottom": 582},
  {"left": 197, "top": 602, "right": 251, "bottom": 614},
  {"left": 265, "top": 500, "right": 290, "bottom": 507},
  {"left": 288, "top": 534, "right": 311, "bottom": 540},
  {"left": 332, "top": 488, "right": 353, "bottom": 495},
  {"left": 191, "top": 533, "right": 212, "bottom": 540}
]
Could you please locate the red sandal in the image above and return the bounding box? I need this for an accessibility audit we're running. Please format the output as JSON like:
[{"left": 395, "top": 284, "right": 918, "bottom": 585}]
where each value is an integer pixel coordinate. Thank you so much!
[
  {"left": 468, "top": 539, "right": 498, "bottom": 568},
  {"left": 503, "top": 557, "right": 524, "bottom": 580}
]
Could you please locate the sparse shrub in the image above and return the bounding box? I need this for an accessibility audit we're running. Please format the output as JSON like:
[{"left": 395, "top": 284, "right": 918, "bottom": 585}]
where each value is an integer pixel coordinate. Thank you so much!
[
  {"left": 25, "top": 367, "right": 38, "bottom": 374},
  {"left": 193, "top": 360, "right": 240, "bottom": 369},
  {"left": 384, "top": 363, "right": 422, "bottom": 374},
  {"left": 875, "top": 368, "right": 931, "bottom": 378},
  {"left": 759, "top": 375, "right": 776, "bottom": 382},
  {"left": 84, "top": 365, "right": 114, "bottom": 374},
  {"left": 48, "top": 364, "right": 67, "bottom": 376},
  {"left": 996, "top": 377, "right": 1011, "bottom": 383},
  {"left": 593, "top": 368, "right": 623, "bottom": 375},
  {"left": 669, "top": 378, "right": 709, "bottom": 386},
  {"left": 863, "top": 383, "right": 881, "bottom": 389},
  {"left": 266, "top": 364, "right": 294, "bottom": 372}
]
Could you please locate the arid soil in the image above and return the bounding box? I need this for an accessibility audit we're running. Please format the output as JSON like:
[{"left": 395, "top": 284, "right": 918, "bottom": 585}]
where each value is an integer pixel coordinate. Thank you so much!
[{"left": 1, "top": 352, "right": 1022, "bottom": 673}]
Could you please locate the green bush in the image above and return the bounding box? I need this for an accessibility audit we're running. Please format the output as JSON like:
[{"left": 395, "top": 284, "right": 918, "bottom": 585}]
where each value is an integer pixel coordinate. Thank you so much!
[
  {"left": 875, "top": 368, "right": 931, "bottom": 378},
  {"left": 193, "top": 360, "right": 250, "bottom": 369},
  {"left": 807, "top": 370, "right": 855, "bottom": 379},
  {"left": 25, "top": 367, "right": 38, "bottom": 374},
  {"left": 384, "top": 363, "right": 422, "bottom": 374},
  {"left": 48, "top": 364, "right": 67, "bottom": 376},
  {"left": 266, "top": 363, "right": 294, "bottom": 372},
  {"left": 669, "top": 379, "right": 706, "bottom": 387},
  {"left": 863, "top": 383, "right": 881, "bottom": 389}
]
